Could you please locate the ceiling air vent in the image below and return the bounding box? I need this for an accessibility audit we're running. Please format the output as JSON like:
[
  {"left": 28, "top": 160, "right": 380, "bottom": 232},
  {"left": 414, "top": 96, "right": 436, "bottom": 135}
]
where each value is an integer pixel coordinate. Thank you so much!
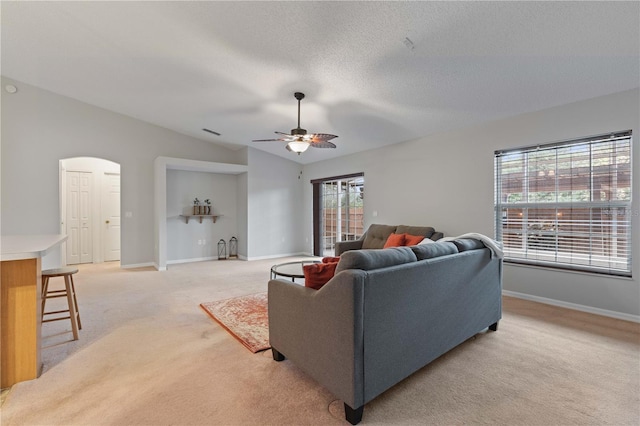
[{"left": 202, "top": 128, "right": 221, "bottom": 136}]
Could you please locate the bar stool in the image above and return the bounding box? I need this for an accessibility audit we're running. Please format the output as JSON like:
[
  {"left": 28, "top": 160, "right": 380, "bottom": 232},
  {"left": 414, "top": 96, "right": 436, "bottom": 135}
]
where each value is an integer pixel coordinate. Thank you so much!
[{"left": 41, "top": 267, "right": 81, "bottom": 340}]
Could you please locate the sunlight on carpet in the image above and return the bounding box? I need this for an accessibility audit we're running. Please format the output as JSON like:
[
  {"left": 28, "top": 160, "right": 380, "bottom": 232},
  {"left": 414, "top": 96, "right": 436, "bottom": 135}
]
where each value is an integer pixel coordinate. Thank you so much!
[{"left": 200, "top": 292, "right": 270, "bottom": 353}]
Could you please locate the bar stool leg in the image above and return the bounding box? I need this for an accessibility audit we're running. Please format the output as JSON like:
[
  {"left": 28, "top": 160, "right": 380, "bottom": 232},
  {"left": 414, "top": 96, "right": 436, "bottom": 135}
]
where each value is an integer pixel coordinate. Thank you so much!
[
  {"left": 41, "top": 276, "right": 50, "bottom": 321},
  {"left": 64, "top": 275, "right": 79, "bottom": 340},
  {"left": 69, "top": 274, "right": 82, "bottom": 330}
]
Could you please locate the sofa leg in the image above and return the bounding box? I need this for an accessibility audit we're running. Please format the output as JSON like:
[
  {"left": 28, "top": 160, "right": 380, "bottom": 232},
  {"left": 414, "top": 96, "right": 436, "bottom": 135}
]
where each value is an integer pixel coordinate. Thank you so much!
[
  {"left": 344, "top": 403, "right": 364, "bottom": 425},
  {"left": 489, "top": 321, "right": 498, "bottom": 331},
  {"left": 271, "top": 348, "right": 285, "bottom": 361}
]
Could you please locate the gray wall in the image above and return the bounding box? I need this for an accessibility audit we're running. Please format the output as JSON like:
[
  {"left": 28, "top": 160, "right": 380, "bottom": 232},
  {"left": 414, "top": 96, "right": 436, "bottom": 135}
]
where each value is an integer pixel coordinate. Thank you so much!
[
  {"left": 1, "top": 77, "right": 244, "bottom": 267},
  {"left": 246, "top": 148, "right": 305, "bottom": 259},
  {"left": 166, "top": 169, "right": 238, "bottom": 262},
  {"left": 303, "top": 89, "right": 640, "bottom": 318}
]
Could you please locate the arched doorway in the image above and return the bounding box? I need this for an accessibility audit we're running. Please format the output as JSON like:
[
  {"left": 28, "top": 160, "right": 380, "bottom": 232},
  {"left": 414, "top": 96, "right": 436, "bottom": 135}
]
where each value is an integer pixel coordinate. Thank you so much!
[{"left": 59, "top": 157, "right": 121, "bottom": 265}]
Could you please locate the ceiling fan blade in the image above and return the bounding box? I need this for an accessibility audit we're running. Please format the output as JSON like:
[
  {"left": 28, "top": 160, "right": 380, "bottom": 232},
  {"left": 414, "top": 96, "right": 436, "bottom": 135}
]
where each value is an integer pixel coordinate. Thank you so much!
[
  {"left": 274, "top": 131, "right": 293, "bottom": 137},
  {"left": 252, "top": 138, "right": 287, "bottom": 142},
  {"left": 309, "top": 141, "right": 337, "bottom": 149},
  {"left": 309, "top": 133, "right": 338, "bottom": 143}
]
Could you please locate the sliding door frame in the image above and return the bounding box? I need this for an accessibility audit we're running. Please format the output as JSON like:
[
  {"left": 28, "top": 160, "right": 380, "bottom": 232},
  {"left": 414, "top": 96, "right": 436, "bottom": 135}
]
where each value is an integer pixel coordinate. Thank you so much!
[{"left": 311, "top": 172, "right": 364, "bottom": 256}]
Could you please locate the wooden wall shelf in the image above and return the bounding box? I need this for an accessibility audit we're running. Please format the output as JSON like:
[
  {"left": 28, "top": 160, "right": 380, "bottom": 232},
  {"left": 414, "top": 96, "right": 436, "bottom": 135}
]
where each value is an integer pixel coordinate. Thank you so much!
[{"left": 179, "top": 215, "right": 220, "bottom": 224}]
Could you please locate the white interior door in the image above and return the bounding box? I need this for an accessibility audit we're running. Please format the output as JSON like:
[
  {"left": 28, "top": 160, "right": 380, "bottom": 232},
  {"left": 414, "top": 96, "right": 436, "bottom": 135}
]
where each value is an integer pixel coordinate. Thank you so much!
[
  {"left": 66, "top": 171, "right": 93, "bottom": 264},
  {"left": 103, "top": 173, "right": 121, "bottom": 261}
]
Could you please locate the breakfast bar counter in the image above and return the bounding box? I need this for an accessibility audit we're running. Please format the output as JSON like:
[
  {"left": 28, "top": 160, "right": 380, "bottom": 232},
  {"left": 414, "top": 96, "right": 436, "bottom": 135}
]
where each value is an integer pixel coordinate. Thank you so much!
[{"left": 1, "top": 234, "right": 67, "bottom": 388}]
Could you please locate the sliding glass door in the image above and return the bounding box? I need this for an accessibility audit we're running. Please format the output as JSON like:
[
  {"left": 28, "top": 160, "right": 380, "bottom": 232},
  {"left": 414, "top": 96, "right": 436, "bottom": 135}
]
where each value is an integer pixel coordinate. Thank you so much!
[{"left": 312, "top": 174, "right": 364, "bottom": 256}]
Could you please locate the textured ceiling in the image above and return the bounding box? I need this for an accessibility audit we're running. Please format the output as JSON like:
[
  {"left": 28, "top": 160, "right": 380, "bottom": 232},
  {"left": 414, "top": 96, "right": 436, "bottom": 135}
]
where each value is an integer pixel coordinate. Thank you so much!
[{"left": 2, "top": 1, "right": 638, "bottom": 164}]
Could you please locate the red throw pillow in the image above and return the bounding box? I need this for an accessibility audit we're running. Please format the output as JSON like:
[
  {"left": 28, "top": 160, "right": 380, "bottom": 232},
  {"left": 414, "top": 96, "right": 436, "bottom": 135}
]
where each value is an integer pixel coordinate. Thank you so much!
[
  {"left": 322, "top": 256, "right": 341, "bottom": 263},
  {"left": 383, "top": 233, "right": 405, "bottom": 248},
  {"left": 303, "top": 262, "right": 338, "bottom": 290},
  {"left": 403, "top": 233, "right": 425, "bottom": 246}
]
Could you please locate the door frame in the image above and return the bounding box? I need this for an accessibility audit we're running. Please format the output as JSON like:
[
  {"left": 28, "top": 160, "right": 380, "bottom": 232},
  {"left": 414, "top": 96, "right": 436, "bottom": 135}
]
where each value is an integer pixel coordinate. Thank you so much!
[
  {"left": 59, "top": 157, "right": 121, "bottom": 266},
  {"left": 310, "top": 172, "right": 364, "bottom": 256}
]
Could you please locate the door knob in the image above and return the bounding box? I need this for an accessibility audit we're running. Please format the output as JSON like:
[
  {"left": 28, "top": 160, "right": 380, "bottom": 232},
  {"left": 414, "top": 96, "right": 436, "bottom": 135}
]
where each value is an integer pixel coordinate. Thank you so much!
[{"left": 106, "top": 220, "right": 110, "bottom": 224}]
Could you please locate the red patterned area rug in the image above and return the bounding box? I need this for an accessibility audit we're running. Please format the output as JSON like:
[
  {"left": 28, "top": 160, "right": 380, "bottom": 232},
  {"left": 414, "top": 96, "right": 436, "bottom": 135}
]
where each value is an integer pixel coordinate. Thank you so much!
[{"left": 200, "top": 292, "right": 270, "bottom": 353}]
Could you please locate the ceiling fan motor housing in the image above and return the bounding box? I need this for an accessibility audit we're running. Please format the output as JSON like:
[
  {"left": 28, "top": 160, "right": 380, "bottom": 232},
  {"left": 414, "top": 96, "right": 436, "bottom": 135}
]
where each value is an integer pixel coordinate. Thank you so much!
[{"left": 291, "top": 127, "right": 307, "bottom": 136}]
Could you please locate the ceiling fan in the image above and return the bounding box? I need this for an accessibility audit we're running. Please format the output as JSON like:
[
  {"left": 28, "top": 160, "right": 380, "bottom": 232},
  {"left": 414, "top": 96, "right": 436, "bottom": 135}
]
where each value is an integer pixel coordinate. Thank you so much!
[{"left": 252, "top": 92, "right": 337, "bottom": 154}]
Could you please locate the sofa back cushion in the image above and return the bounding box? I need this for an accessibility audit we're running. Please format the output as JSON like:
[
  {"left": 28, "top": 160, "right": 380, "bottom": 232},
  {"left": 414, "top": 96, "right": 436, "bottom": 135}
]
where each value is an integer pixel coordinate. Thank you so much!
[
  {"left": 362, "top": 224, "right": 398, "bottom": 249},
  {"left": 410, "top": 242, "right": 459, "bottom": 260},
  {"left": 395, "top": 225, "right": 435, "bottom": 239},
  {"left": 335, "top": 246, "right": 417, "bottom": 273}
]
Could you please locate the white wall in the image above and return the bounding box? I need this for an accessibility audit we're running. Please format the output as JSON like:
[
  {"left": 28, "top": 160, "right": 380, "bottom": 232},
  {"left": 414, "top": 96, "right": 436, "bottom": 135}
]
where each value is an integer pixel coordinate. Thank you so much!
[
  {"left": 246, "top": 148, "right": 305, "bottom": 259},
  {"left": 1, "top": 77, "right": 244, "bottom": 267},
  {"left": 303, "top": 89, "right": 640, "bottom": 318},
  {"left": 166, "top": 169, "right": 238, "bottom": 263}
]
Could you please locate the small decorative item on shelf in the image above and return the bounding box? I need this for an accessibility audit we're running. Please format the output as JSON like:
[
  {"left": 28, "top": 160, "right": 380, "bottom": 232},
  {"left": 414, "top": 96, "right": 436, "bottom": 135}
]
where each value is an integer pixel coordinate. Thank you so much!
[
  {"left": 228, "top": 237, "right": 238, "bottom": 258},
  {"left": 204, "top": 199, "right": 212, "bottom": 215},
  {"left": 218, "top": 239, "right": 227, "bottom": 260},
  {"left": 193, "top": 198, "right": 200, "bottom": 215}
]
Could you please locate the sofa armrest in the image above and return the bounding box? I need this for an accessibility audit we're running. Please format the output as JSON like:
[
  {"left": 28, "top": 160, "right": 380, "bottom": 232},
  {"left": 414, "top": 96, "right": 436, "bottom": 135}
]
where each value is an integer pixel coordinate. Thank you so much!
[
  {"left": 268, "top": 273, "right": 365, "bottom": 408},
  {"left": 334, "top": 239, "right": 364, "bottom": 256}
]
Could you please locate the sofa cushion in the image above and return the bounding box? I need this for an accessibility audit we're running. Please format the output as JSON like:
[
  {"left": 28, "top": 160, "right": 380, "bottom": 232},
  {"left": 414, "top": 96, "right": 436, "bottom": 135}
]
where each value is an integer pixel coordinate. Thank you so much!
[
  {"left": 411, "top": 242, "right": 459, "bottom": 260},
  {"left": 452, "top": 238, "right": 486, "bottom": 252},
  {"left": 303, "top": 262, "right": 338, "bottom": 290},
  {"left": 403, "top": 234, "right": 425, "bottom": 246},
  {"left": 362, "top": 224, "right": 397, "bottom": 249},
  {"left": 383, "top": 233, "right": 405, "bottom": 248},
  {"left": 396, "top": 225, "right": 435, "bottom": 239},
  {"left": 335, "top": 246, "right": 417, "bottom": 273}
]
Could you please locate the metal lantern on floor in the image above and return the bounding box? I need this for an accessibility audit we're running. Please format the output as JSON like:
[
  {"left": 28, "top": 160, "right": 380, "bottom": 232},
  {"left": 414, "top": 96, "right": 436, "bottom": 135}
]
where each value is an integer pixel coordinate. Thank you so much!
[
  {"left": 217, "top": 239, "right": 227, "bottom": 260},
  {"left": 228, "top": 236, "right": 238, "bottom": 259}
]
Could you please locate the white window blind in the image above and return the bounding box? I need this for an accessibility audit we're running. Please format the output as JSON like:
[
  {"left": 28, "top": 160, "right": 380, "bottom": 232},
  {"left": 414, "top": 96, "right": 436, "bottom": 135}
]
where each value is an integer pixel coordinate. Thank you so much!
[{"left": 494, "top": 131, "right": 632, "bottom": 277}]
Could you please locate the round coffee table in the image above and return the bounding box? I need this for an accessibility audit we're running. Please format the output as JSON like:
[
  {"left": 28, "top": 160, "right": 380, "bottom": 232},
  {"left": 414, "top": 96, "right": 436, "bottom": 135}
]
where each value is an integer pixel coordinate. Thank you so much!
[{"left": 270, "top": 260, "right": 320, "bottom": 281}]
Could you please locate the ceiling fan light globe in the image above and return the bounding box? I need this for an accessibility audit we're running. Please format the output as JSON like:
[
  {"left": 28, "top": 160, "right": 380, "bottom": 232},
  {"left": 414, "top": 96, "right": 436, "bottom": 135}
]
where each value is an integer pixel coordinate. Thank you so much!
[{"left": 287, "top": 140, "right": 310, "bottom": 154}]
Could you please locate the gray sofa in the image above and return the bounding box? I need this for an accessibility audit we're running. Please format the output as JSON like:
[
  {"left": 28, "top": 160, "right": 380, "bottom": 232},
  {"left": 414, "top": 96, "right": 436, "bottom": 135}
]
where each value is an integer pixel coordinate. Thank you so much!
[
  {"left": 334, "top": 223, "right": 444, "bottom": 256},
  {"left": 268, "top": 239, "right": 502, "bottom": 424}
]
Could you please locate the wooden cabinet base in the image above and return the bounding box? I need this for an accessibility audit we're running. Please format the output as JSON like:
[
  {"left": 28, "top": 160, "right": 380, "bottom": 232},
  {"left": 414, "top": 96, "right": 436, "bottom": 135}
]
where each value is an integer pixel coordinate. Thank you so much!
[{"left": 1, "top": 258, "right": 42, "bottom": 388}]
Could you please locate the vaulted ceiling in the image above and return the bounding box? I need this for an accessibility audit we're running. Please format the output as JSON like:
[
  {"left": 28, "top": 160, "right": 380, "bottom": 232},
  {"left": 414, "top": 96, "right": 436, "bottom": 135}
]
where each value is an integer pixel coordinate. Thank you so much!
[{"left": 2, "top": 1, "right": 638, "bottom": 164}]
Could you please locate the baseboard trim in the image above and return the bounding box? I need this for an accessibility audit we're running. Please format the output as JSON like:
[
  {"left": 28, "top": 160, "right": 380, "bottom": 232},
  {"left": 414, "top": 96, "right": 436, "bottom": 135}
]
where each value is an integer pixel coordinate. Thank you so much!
[
  {"left": 167, "top": 256, "right": 216, "bottom": 265},
  {"left": 245, "top": 252, "right": 310, "bottom": 261},
  {"left": 121, "top": 262, "right": 156, "bottom": 270},
  {"left": 502, "top": 290, "right": 640, "bottom": 323}
]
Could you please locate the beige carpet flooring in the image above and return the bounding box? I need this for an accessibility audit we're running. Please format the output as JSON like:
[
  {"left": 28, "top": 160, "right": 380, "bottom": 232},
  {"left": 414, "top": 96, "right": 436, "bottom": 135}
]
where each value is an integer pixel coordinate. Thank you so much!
[{"left": 1, "top": 258, "right": 638, "bottom": 425}]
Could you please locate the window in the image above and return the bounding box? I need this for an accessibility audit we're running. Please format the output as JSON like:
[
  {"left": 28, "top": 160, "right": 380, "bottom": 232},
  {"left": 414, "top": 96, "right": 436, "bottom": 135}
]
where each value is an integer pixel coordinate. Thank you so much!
[{"left": 494, "top": 131, "right": 632, "bottom": 277}]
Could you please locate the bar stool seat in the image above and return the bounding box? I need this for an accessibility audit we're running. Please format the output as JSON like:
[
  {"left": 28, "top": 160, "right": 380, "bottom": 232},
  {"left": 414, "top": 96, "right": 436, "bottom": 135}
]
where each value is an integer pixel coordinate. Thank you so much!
[{"left": 41, "top": 267, "right": 81, "bottom": 340}]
